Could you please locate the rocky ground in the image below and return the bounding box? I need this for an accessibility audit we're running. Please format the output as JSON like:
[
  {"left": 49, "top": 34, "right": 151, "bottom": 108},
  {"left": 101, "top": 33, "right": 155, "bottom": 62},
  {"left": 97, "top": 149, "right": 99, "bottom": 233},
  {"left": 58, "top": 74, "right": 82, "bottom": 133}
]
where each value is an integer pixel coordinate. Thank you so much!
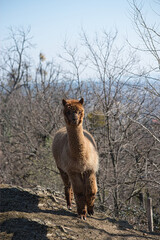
[{"left": 0, "top": 184, "right": 160, "bottom": 240}]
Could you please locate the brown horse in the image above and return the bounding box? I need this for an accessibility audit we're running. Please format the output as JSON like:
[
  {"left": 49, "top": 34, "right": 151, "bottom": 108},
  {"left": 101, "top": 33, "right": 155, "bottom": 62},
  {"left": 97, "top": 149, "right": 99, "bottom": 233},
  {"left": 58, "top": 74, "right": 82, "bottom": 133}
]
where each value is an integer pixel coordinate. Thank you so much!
[{"left": 52, "top": 98, "right": 99, "bottom": 220}]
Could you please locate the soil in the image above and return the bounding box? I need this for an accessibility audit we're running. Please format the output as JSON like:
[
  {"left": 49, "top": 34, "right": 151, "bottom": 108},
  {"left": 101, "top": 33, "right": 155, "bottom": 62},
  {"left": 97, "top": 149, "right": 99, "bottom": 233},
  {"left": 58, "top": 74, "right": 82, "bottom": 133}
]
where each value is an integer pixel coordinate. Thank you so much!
[{"left": 0, "top": 184, "right": 160, "bottom": 240}]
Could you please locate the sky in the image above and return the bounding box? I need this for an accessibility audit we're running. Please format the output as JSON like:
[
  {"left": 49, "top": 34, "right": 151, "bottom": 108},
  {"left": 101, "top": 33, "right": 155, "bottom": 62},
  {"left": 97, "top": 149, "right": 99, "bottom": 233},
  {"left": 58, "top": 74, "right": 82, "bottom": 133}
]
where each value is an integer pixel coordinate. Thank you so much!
[{"left": 0, "top": 0, "right": 160, "bottom": 66}]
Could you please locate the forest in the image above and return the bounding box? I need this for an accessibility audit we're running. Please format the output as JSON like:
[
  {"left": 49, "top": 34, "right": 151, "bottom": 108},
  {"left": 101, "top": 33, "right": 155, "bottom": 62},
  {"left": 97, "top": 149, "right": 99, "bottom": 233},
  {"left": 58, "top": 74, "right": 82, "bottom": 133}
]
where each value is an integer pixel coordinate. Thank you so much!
[{"left": 0, "top": 1, "right": 160, "bottom": 232}]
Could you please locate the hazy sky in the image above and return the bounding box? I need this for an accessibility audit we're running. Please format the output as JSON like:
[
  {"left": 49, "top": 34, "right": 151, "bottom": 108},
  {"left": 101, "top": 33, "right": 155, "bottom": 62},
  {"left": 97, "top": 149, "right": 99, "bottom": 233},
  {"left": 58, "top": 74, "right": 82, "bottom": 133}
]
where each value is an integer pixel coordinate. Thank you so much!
[{"left": 0, "top": 0, "right": 160, "bottom": 65}]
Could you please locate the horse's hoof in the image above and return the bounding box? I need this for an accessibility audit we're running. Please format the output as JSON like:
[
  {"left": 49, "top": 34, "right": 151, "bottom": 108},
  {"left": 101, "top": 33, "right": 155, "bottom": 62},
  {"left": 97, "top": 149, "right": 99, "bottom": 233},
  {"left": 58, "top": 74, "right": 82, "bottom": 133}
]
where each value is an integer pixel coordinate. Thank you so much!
[
  {"left": 67, "top": 205, "right": 72, "bottom": 210},
  {"left": 87, "top": 208, "right": 94, "bottom": 215},
  {"left": 80, "top": 215, "right": 86, "bottom": 220}
]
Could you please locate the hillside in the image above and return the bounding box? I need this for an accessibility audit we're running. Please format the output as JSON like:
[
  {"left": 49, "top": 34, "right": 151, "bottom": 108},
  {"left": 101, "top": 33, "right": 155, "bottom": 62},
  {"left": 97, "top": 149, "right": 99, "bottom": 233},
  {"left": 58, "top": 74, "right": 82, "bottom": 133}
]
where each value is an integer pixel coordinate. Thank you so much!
[{"left": 0, "top": 184, "right": 159, "bottom": 240}]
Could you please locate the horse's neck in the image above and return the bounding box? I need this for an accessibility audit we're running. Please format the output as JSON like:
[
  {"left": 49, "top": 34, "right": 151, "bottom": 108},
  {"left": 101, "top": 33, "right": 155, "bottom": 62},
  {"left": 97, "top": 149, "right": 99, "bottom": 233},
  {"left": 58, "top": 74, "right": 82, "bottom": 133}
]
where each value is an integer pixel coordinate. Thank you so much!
[{"left": 67, "top": 124, "right": 85, "bottom": 157}]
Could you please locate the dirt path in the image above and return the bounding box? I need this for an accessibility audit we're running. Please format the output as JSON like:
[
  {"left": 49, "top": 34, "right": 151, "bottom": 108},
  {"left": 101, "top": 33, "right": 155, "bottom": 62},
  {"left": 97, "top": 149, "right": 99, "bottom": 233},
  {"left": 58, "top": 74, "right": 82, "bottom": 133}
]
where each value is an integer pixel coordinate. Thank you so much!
[{"left": 0, "top": 184, "right": 159, "bottom": 240}]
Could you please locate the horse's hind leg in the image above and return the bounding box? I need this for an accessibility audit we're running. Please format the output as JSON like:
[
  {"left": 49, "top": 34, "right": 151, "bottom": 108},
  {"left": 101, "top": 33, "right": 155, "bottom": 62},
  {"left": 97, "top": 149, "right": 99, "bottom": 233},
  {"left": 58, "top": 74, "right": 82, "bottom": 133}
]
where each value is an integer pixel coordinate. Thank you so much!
[{"left": 58, "top": 168, "right": 73, "bottom": 209}]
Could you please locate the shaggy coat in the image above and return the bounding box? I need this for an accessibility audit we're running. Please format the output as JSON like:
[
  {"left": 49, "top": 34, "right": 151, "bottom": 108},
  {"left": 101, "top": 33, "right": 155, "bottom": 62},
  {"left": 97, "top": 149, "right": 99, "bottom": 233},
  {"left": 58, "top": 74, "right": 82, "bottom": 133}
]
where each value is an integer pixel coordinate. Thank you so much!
[{"left": 52, "top": 98, "right": 99, "bottom": 220}]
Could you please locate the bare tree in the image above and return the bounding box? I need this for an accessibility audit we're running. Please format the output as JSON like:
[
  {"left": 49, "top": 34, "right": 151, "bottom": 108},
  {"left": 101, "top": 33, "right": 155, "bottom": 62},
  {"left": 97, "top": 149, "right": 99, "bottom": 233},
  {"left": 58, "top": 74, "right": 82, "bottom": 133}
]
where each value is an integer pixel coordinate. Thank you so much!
[
  {"left": 58, "top": 30, "right": 160, "bottom": 229},
  {"left": 80, "top": 30, "right": 142, "bottom": 217},
  {"left": 0, "top": 26, "right": 160, "bottom": 231},
  {"left": 129, "top": 0, "right": 160, "bottom": 99},
  {"left": 0, "top": 28, "right": 63, "bottom": 188},
  {"left": 127, "top": 1, "right": 160, "bottom": 229},
  {"left": 0, "top": 27, "right": 34, "bottom": 97}
]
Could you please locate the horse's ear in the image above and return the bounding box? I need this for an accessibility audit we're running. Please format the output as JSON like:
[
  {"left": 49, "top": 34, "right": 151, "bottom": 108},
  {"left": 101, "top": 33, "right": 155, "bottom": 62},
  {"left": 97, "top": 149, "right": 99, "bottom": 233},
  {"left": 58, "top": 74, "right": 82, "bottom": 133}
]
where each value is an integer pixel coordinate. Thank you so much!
[
  {"left": 62, "top": 99, "right": 67, "bottom": 106},
  {"left": 79, "top": 98, "right": 84, "bottom": 105}
]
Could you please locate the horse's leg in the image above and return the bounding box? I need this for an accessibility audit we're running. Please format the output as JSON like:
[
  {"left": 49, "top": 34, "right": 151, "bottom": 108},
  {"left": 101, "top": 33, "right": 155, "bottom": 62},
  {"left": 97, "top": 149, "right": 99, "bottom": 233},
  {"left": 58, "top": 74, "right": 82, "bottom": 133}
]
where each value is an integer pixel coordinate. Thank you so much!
[
  {"left": 69, "top": 172, "right": 87, "bottom": 220},
  {"left": 85, "top": 170, "right": 97, "bottom": 215},
  {"left": 58, "top": 168, "right": 73, "bottom": 210}
]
